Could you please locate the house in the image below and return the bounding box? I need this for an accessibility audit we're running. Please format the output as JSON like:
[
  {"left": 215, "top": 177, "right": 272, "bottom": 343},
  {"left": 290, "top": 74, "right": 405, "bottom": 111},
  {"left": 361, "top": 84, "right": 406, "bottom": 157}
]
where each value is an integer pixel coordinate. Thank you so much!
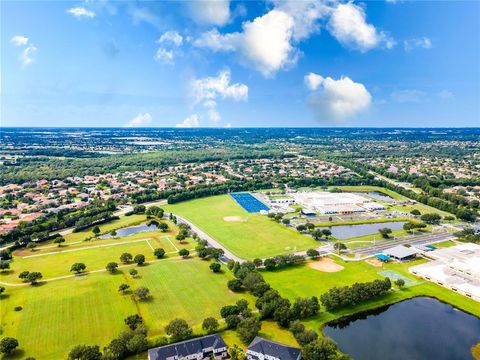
[
  {"left": 147, "top": 334, "right": 228, "bottom": 360},
  {"left": 246, "top": 337, "right": 301, "bottom": 360}
]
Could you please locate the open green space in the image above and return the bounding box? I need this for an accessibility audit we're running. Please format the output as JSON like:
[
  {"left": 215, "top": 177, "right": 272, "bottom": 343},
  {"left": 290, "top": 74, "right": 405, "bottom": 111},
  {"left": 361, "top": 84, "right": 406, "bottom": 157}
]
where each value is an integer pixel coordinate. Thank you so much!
[
  {"left": 0, "top": 259, "right": 253, "bottom": 359},
  {"left": 262, "top": 258, "right": 480, "bottom": 332},
  {"left": 164, "top": 195, "right": 319, "bottom": 259}
]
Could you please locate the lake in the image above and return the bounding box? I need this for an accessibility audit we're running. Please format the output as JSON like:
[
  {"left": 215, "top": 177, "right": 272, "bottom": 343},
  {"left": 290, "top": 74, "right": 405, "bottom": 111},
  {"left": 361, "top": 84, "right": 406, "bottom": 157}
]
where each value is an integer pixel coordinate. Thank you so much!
[
  {"left": 323, "top": 297, "right": 480, "bottom": 360},
  {"left": 98, "top": 223, "right": 158, "bottom": 239},
  {"left": 321, "top": 221, "right": 405, "bottom": 239}
]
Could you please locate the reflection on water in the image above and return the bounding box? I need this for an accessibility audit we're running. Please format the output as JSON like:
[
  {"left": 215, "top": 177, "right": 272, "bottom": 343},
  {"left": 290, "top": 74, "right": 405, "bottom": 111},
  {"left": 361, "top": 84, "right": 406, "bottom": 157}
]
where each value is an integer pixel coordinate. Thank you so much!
[
  {"left": 321, "top": 222, "right": 405, "bottom": 239},
  {"left": 98, "top": 223, "right": 157, "bottom": 239},
  {"left": 323, "top": 297, "right": 480, "bottom": 360}
]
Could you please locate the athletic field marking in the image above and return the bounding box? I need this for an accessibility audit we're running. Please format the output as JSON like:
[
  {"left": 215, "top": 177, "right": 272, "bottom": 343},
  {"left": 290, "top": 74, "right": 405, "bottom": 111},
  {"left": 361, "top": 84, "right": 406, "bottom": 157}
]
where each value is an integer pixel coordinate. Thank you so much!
[
  {"left": 162, "top": 236, "right": 179, "bottom": 251},
  {"left": 146, "top": 239, "right": 155, "bottom": 251},
  {"left": 22, "top": 238, "right": 151, "bottom": 259}
]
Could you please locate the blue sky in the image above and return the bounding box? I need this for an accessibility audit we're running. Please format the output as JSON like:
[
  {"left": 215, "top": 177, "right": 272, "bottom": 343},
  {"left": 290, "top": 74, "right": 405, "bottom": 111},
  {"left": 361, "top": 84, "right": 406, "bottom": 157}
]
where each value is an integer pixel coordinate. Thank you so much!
[{"left": 1, "top": 0, "right": 479, "bottom": 128}]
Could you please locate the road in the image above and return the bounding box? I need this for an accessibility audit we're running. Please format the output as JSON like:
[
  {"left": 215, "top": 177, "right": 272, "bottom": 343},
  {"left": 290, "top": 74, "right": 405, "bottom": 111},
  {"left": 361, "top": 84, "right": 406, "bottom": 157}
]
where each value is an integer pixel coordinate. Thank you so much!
[
  {"left": 168, "top": 213, "right": 245, "bottom": 263},
  {"left": 352, "top": 232, "right": 454, "bottom": 256}
]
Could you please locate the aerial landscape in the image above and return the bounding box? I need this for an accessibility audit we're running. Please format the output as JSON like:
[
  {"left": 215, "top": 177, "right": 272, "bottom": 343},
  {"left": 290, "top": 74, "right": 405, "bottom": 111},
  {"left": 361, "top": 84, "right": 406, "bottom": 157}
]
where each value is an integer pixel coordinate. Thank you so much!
[{"left": 1, "top": 1, "right": 479, "bottom": 360}]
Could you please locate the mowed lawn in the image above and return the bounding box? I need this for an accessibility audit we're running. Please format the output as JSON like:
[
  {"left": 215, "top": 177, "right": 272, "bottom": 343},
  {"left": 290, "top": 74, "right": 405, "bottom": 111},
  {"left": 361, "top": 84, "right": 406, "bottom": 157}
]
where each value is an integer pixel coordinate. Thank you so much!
[
  {"left": 2, "top": 233, "right": 195, "bottom": 283},
  {"left": 262, "top": 258, "right": 480, "bottom": 330},
  {"left": 164, "top": 195, "right": 318, "bottom": 259},
  {"left": 0, "top": 259, "right": 252, "bottom": 359}
]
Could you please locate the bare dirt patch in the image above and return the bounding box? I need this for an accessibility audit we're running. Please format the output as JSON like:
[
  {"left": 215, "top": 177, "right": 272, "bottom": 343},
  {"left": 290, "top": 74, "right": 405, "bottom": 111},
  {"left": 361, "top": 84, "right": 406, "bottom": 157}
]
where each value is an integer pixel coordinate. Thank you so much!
[
  {"left": 223, "top": 216, "right": 248, "bottom": 222},
  {"left": 307, "top": 258, "right": 344, "bottom": 272},
  {"left": 365, "top": 258, "right": 384, "bottom": 268}
]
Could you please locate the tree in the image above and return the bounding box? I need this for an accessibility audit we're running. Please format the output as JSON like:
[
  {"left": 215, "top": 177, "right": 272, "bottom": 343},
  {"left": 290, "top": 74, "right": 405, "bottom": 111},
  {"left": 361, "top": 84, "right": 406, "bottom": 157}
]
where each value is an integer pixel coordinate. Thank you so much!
[
  {"left": 126, "top": 333, "right": 148, "bottom": 354},
  {"left": 120, "top": 252, "right": 133, "bottom": 264},
  {"left": 179, "top": 249, "right": 190, "bottom": 258},
  {"left": 210, "top": 262, "right": 221, "bottom": 273},
  {"left": 311, "top": 230, "right": 323, "bottom": 241},
  {"left": 129, "top": 268, "right": 138, "bottom": 278},
  {"left": 395, "top": 278, "right": 405, "bottom": 289},
  {"left": 71, "top": 263, "right": 86, "bottom": 274},
  {"left": 410, "top": 209, "right": 421, "bottom": 216},
  {"left": 0, "top": 286, "right": 5, "bottom": 296},
  {"left": 237, "top": 318, "right": 261, "bottom": 344},
  {"left": 228, "top": 344, "right": 246, "bottom": 360},
  {"left": 301, "top": 338, "right": 340, "bottom": 360},
  {"left": 228, "top": 279, "right": 243, "bottom": 292},
  {"left": 165, "top": 318, "right": 193, "bottom": 341},
  {"left": 378, "top": 228, "right": 392, "bottom": 239},
  {"left": 124, "top": 314, "right": 143, "bottom": 330},
  {"left": 53, "top": 236, "right": 65, "bottom": 247},
  {"left": 118, "top": 283, "right": 130, "bottom": 293},
  {"left": 154, "top": 248, "right": 166, "bottom": 259},
  {"left": 306, "top": 249, "right": 320, "bottom": 259},
  {"left": 68, "top": 344, "right": 102, "bottom": 360},
  {"left": 0, "top": 261, "right": 10, "bottom": 272},
  {"left": 133, "top": 287, "right": 150, "bottom": 301},
  {"left": 158, "top": 222, "right": 169, "bottom": 232},
  {"left": 333, "top": 242, "right": 346, "bottom": 251},
  {"left": 18, "top": 270, "right": 29, "bottom": 281},
  {"left": 26, "top": 271, "right": 43, "bottom": 285},
  {"left": 92, "top": 225, "right": 101, "bottom": 236},
  {"left": 134, "top": 254, "right": 145, "bottom": 265},
  {"left": 202, "top": 317, "right": 219, "bottom": 334},
  {"left": 106, "top": 262, "right": 118, "bottom": 274},
  {"left": 263, "top": 258, "right": 276, "bottom": 271},
  {"left": 321, "top": 229, "right": 332, "bottom": 238},
  {"left": 253, "top": 258, "right": 263, "bottom": 268},
  {"left": 0, "top": 337, "right": 19, "bottom": 355},
  {"left": 420, "top": 213, "right": 442, "bottom": 225},
  {"left": 26, "top": 242, "right": 37, "bottom": 251}
]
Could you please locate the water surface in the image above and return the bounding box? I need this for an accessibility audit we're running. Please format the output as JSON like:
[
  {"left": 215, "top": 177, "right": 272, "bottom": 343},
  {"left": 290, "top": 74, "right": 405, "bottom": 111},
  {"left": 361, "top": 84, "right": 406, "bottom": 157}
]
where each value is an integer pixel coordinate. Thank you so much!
[
  {"left": 322, "top": 222, "right": 405, "bottom": 239},
  {"left": 324, "top": 297, "right": 480, "bottom": 360},
  {"left": 98, "top": 223, "right": 157, "bottom": 239}
]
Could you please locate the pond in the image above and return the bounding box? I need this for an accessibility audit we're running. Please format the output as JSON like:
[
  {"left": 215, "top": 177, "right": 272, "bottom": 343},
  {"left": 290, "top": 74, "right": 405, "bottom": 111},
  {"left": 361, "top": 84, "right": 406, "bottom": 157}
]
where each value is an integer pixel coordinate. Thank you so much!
[
  {"left": 98, "top": 223, "right": 158, "bottom": 239},
  {"left": 353, "top": 191, "right": 394, "bottom": 203},
  {"left": 321, "top": 222, "right": 405, "bottom": 239},
  {"left": 323, "top": 297, "right": 480, "bottom": 360}
]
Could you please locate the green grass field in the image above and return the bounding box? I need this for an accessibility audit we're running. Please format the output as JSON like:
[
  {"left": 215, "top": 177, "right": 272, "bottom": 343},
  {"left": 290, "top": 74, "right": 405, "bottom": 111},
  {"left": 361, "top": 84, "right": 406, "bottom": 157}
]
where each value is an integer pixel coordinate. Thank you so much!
[
  {"left": 164, "top": 195, "right": 319, "bottom": 259},
  {"left": 0, "top": 259, "right": 253, "bottom": 359},
  {"left": 262, "top": 258, "right": 480, "bottom": 331}
]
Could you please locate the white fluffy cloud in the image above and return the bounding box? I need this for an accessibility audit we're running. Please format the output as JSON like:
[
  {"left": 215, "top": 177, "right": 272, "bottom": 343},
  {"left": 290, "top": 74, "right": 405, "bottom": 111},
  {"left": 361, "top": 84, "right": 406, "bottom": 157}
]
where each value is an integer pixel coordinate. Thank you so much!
[
  {"left": 328, "top": 2, "right": 394, "bottom": 52},
  {"left": 11, "top": 35, "right": 29, "bottom": 46},
  {"left": 67, "top": 6, "right": 96, "bottom": 18},
  {"left": 193, "top": 29, "right": 239, "bottom": 51},
  {"left": 188, "top": 0, "right": 231, "bottom": 26},
  {"left": 404, "top": 37, "right": 432, "bottom": 51},
  {"left": 123, "top": 113, "right": 153, "bottom": 127},
  {"left": 176, "top": 114, "right": 200, "bottom": 128},
  {"left": 191, "top": 69, "right": 248, "bottom": 104},
  {"left": 304, "top": 72, "right": 324, "bottom": 91},
  {"left": 306, "top": 73, "right": 372, "bottom": 120},
  {"left": 189, "top": 69, "right": 247, "bottom": 124},
  {"left": 158, "top": 31, "right": 183, "bottom": 47},
  {"left": 154, "top": 48, "right": 174, "bottom": 64}
]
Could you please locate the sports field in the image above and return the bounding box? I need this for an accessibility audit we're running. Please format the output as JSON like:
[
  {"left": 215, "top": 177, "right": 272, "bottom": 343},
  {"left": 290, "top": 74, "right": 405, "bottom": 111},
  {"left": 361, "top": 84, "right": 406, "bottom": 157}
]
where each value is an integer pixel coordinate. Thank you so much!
[
  {"left": 164, "top": 194, "right": 319, "bottom": 259},
  {"left": 262, "top": 257, "right": 480, "bottom": 329},
  {"left": 0, "top": 258, "right": 253, "bottom": 359}
]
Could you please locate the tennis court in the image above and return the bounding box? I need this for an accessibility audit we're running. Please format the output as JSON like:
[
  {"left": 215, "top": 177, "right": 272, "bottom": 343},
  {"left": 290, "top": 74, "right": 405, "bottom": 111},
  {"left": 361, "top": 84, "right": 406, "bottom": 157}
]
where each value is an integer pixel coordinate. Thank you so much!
[
  {"left": 378, "top": 270, "right": 414, "bottom": 284},
  {"left": 230, "top": 193, "right": 270, "bottom": 213}
]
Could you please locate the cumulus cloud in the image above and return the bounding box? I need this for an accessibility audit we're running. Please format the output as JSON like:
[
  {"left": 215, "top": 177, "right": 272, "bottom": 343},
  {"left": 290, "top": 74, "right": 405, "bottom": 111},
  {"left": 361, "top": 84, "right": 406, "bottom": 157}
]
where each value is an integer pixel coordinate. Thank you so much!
[
  {"left": 67, "top": 6, "right": 96, "bottom": 18},
  {"left": 306, "top": 73, "right": 372, "bottom": 120},
  {"left": 404, "top": 37, "right": 432, "bottom": 51},
  {"left": 193, "top": 29, "right": 239, "bottom": 51},
  {"left": 154, "top": 48, "right": 174, "bottom": 64},
  {"left": 124, "top": 113, "right": 153, "bottom": 127},
  {"left": 10, "top": 35, "right": 29, "bottom": 46},
  {"left": 304, "top": 72, "right": 324, "bottom": 91},
  {"left": 188, "top": 0, "right": 231, "bottom": 26},
  {"left": 176, "top": 114, "right": 200, "bottom": 128},
  {"left": 189, "top": 69, "right": 247, "bottom": 125},
  {"left": 158, "top": 31, "right": 183, "bottom": 47},
  {"left": 191, "top": 69, "right": 248, "bottom": 104},
  {"left": 391, "top": 89, "right": 426, "bottom": 103},
  {"left": 328, "top": 2, "right": 394, "bottom": 52}
]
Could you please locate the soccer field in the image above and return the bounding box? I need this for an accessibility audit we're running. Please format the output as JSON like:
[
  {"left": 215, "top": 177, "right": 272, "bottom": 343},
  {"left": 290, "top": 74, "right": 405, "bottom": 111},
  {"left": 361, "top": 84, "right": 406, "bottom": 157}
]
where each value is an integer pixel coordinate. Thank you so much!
[
  {"left": 0, "top": 258, "right": 253, "bottom": 359},
  {"left": 164, "top": 194, "right": 319, "bottom": 259}
]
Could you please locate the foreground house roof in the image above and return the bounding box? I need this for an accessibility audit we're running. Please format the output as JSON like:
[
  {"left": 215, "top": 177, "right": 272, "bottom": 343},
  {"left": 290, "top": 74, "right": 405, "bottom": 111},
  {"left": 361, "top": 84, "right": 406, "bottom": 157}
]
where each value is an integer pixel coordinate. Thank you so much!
[{"left": 247, "top": 336, "right": 301, "bottom": 360}]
